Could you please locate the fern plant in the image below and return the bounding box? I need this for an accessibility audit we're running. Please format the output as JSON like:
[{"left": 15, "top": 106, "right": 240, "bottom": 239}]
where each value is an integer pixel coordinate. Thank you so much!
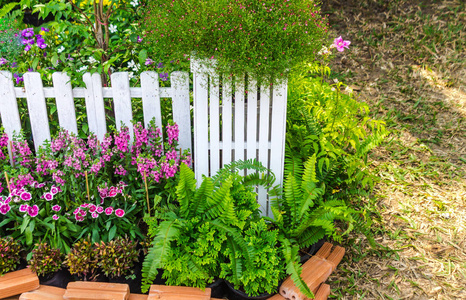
[{"left": 141, "top": 162, "right": 268, "bottom": 293}]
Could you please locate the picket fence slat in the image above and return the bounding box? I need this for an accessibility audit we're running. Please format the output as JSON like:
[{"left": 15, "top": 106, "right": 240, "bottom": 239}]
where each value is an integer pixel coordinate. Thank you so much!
[
  {"left": 141, "top": 71, "right": 162, "bottom": 132},
  {"left": 209, "top": 75, "right": 220, "bottom": 175},
  {"left": 270, "top": 82, "right": 288, "bottom": 192},
  {"left": 111, "top": 72, "right": 134, "bottom": 141},
  {"left": 222, "top": 77, "right": 233, "bottom": 167},
  {"left": 171, "top": 72, "right": 192, "bottom": 153},
  {"left": 0, "top": 72, "right": 22, "bottom": 139},
  {"left": 23, "top": 72, "right": 51, "bottom": 152},
  {"left": 193, "top": 72, "right": 209, "bottom": 182},
  {"left": 234, "top": 78, "right": 245, "bottom": 162},
  {"left": 52, "top": 72, "right": 78, "bottom": 135},
  {"left": 246, "top": 78, "right": 258, "bottom": 176},
  {"left": 83, "top": 73, "right": 107, "bottom": 141},
  {"left": 257, "top": 84, "right": 271, "bottom": 214}
]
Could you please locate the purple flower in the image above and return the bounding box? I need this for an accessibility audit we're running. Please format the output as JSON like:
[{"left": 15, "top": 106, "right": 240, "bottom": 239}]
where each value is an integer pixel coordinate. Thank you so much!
[
  {"left": 52, "top": 205, "right": 61, "bottom": 212},
  {"left": 145, "top": 58, "right": 154, "bottom": 66},
  {"left": 27, "top": 68, "right": 34, "bottom": 72},
  {"left": 27, "top": 205, "right": 39, "bottom": 217},
  {"left": 24, "top": 45, "right": 31, "bottom": 52},
  {"left": 11, "top": 62, "right": 17, "bottom": 68},
  {"left": 0, "top": 57, "right": 7, "bottom": 65},
  {"left": 157, "top": 62, "right": 164, "bottom": 69},
  {"left": 115, "top": 208, "right": 125, "bottom": 217},
  {"left": 21, "top": 28, "right": 34, "bottom": 38},
  {"left": 137, "top": 35, "right": 143, "bottom": 42},
  {"left": 159, "top": 72, "right": 169, "bottom": 81},
  {"left": 20, "top": 192, "right": 32, "bottom": 201},
  {"left": 0, "top": 204, "right": 10, "bottom": 214},
  {"left": 36, "top": 36, "right": 47, "bottom": 49},
  {"left": 40, "top": 27, "right": 49, "bottom": 32},
  {"left": 333, "top": 36, "right": 351, "bottom": 52},
  {"left": 13, "top": 73, "right": 23, "bottom": 84},
  {"left": 105, "top": 207, "right": 113, "bottom": 215},
  {"left": 52, "top": 214, "right": 59, "bottom": 220},
  {"left": 43, "top": 192, "right": 53, "bottom": 201},
  {"left": 67, "top": 54, "right": 74, "bottom": 61},
  {"left": 19, "top": 204, "right": 28, "bottom": 212}
]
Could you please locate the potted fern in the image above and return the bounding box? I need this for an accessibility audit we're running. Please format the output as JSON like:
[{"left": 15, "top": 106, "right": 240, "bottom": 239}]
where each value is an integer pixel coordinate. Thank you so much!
[{"left": 141, "top": 160, "right": 272, "bottom": 296}]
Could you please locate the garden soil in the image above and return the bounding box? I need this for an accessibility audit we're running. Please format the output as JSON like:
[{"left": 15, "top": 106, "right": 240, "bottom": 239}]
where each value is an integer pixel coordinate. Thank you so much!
[{"left": 324, "top": 0, "right": 465, "bottom": 299}]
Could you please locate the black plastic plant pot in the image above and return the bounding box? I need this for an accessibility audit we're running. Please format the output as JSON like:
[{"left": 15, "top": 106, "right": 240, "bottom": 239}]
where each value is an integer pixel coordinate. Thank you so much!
[
  {"left": 207, "top": 278, "right": 227, "bottom": 299},
  {"left": 39, "top": 268, "right": 73, "bottom": 289},
  {"left": 299, "top": 238, "right": 327, "bottom": 265},
  {"left": 225, "top": 280, "right": 275, "bottom": 300}
]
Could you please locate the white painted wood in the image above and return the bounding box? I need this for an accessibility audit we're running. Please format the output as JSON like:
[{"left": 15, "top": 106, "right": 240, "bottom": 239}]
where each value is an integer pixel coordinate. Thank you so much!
[
  {"left": 52, "top": 72, "right": 78, "bottom": 135},
  {"left": 257, "top": 84, "right": 271, "bottom": 215},
  {"left": 171, "top": 71, "right": 192, "bottom": 153},
  {"left": 83, "top": 73, "right": 107, "bottom": 141},
  {"left": 234, "top": 77, "right": 245, "bottom": 162},
  {"left": 111, "top": 72, "right": 134, "bottom": 140},
  {"left": 140, "top": 72, "right": 162, "bottom": 131},
  {"left": 246, "top": 78, "right": 258, "bottom": 175},
  {"left": 222, "top": 77, "right": 233, "bottom": 167},
  {"left": 209, "top": 74, "right": 220, "bottom": 175},
  {"left": 23, "top": 72, "right": 51, "bottom": 152},
  {"left": 0, "top": 71, "right": 22, "bottom": 139},
  {"left": 193, "top": 72, "right": 209, "bottom": 184},
  {"left": 270, "top": 81, "right": 288, "bottom": 192}
]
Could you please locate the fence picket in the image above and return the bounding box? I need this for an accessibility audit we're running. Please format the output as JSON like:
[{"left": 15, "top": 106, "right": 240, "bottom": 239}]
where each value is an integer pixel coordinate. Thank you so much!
[
  {"left": 193, "top": 72, "right": 209, "bottom": 183},
  {"left": 83, "top": 73, "right": 107, "bottom": 141},
  {"left": 52, "top": 72, "right": 78, "bottom": 135},
  {"left": 234, "top": 77, "right": 245, "bottom": 162},
  {"left": 222, "top": 77, "right": 233, "bottom": 167},
  {"left": 23, "top": 72, "right": 51, "bottom": 152},
  {"left": 140, "top": 72, "right": 162, "bottom": 130},
  {"left": 0, "top": 72, "right": 22, "bottom": 139},
  {"left": 257, "top": 84, "right": 271, "bottom": 215},
  {"left": 209, "top": 75, "right": 220, "bottom": 175},
  {"left": 270, "top": 82, "right": 288, "bottom": 191},
  {"left": 171, "top": 72, "right": 191, "bottom": 153},
  {"left": 111, "top": 72, "right": 134, "bottom": 140},
  {"left": 246, "top": 78, "right": 258, "bottom": 175}
]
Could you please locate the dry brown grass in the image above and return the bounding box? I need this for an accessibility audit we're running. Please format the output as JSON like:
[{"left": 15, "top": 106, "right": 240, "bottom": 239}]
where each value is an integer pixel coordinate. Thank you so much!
[{"left": 323, "top": 0, "right": 466, "bottom": 299}]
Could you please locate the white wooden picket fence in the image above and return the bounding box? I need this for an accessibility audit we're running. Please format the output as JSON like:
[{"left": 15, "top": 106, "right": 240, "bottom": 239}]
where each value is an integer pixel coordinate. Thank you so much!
[{"left": 0, "top": 62, "right": 287, "bottom": 216}]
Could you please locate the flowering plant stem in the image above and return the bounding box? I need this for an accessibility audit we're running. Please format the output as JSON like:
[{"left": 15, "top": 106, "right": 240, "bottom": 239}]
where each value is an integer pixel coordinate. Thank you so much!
[
  {"left": 143, "top": 170, "right": 150, "bottom": 215},
  {"left": 4, "top": 171, "right": 11, "bottom": 194},
  {"left": 85, "top": 171, "right": 90, "bottom": 202}
]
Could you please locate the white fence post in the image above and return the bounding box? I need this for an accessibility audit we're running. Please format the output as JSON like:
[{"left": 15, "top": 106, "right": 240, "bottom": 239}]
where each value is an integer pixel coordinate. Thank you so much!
[
  {"left": 83, "top": 73, "right": 107, "bottom": 141},
  {"left": 111, "top": 72, "right": 134, "bottom": 141},
  {"left": 171, "top": 71, "right": 191, "bottom": 153},
  {"left": 52, "top": 72, "right": 79, "bottom": 135}
]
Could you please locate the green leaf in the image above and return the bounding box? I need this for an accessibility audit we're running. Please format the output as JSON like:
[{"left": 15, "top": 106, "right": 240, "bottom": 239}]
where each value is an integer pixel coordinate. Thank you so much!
[
  {"left": 0, "top": 2, "right": 19, "bottom": 18},
  {"left": 108, "top": 225, "right": 117, "bottom": 241},
  {"left": 139, "top": 49, "right": 148, "bottom": 65}
]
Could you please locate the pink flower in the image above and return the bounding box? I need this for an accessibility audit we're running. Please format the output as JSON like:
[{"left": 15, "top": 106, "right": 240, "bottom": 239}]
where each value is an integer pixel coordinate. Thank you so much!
[
  {"left": 73, "top": 208, "right": 80, "bottom": 215},
  {"left": 20, "top": 192, "right": 32, "bottom": 201},
  {"left": 75, "top": 214, "right": 84, "bottom": 222},
  {"left": 27, "top": 205, "right": 39, "bottom": 217},
  {"left": 105, "top": 207, "right": 113, "bottom": 215},
  {"left": 80, "top": 203, "right": 89, "bottom": 208},
  {"left": 79, "top": 209, "right": 87, "bottom": 217},
  {"left": 96, "top": 206, "right": 104, "bottom": 214},
  {"left": 50, "top": 186, "right": 59, "bottom": 195},
  {"left": 115, "top": 208, "right": 125, "bottom": 218},
  {"left": 19, "top": 204, "right": 28, "bottom": 212},
  {"left": 91, "top": 212, "right": 99, "bottom": 218},
  {"left": 89, "top": 204, "right": 97, "bottom": 213},
  {"left": 333, "top": 36, "right": 351, "bottom": 52},
  {"left": 52, "top": 205, "right": 61, "bottom": 212},
  {"left": 52, "top": 214, "right": 59, "bottom": 220},
  {"left": 43, "top": 192, "right": 53, "bottom": 201},
  {"left": 0, "top": 204, "right": 10, "bottom": 214}
]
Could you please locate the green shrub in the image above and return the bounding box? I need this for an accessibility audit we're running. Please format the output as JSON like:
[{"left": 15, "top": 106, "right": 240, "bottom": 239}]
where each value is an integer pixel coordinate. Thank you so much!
[
  {"left": 143, "top": 0, "right": 328, "bottom": 84},
  {"left": 64, "top": 238, "right": 98, "bottom": 281},
  {"left": 0, "top": 236, "right": 22, "bottom": 275}
]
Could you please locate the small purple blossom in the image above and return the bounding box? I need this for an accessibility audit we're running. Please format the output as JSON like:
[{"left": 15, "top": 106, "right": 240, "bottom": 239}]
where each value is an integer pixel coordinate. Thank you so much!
[
  {"left": 40, "top": 27, "right": 49, "bottom": 32},
  {"left": 13, "top": 73, "right": 23, "bottom": 84},
  {"left": 21, "top": 28, "right": 34, "bottom": 38},
  {"left": 0, "top": 57, "right": 7, "bottom": 65},
  {"left": 24, "top": 44, "right": 31, "bottom": 52},
  {"left": 137, "top": 35, "right": 143, "bottom": 42},
  {"left": 145, "top": 58, "right": 154, "bottom": 66},
  {"left": 159, "top": 72, "right": 168, "bottom": 81}
]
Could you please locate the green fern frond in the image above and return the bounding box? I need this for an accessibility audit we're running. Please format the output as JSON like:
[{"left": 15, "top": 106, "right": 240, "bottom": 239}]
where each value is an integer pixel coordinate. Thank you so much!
[
  {"left": 212, "top": 159, "right": 271, "bottom": 187},
  {"left": 141, "top": 219, "right": 180, "bottom": 293},
  {"left": 189, "top": 176, "right": 214, "bottom": 218},
  {"left": 177, "top": 164, "right": 197, "bottom": 218},
  {"left": 283, "top": 174, "right": 302, "bottom": 222},
  {"left": 202, "top": 177, "right": 233, "bottom": 220}
]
